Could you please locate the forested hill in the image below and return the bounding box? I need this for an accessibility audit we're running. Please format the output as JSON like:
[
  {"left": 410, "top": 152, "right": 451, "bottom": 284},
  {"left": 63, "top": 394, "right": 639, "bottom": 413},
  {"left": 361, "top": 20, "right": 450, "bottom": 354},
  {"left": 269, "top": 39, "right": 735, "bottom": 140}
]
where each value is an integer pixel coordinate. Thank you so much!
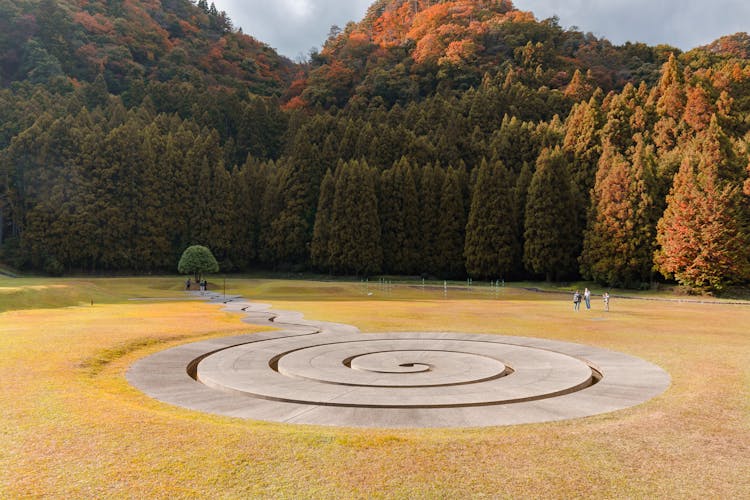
[
  {"left": 0, "top": 0, "right": 294, "bottom": 95},
  {"left": 1, "top": 0, "right": 750, "bottom": 293},
  {"left": 289, "top": 0, "right": 682, "bottom": 109}
]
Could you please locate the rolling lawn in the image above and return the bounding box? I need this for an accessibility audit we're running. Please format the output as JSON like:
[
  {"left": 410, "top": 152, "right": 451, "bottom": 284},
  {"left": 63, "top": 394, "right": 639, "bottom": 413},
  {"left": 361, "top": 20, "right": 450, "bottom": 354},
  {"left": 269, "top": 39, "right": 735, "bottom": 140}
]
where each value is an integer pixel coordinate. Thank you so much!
[{"left": 1, "top": 277, "right": 749, "bottom": 498}]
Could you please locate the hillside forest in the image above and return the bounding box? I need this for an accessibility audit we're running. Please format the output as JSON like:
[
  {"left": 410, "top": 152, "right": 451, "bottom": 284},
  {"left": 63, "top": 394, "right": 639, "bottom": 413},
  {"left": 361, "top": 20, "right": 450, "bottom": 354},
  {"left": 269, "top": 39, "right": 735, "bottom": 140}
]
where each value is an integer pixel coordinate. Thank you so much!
[{"left": 1, "top": 0, "right": 750, "bottom": 292}]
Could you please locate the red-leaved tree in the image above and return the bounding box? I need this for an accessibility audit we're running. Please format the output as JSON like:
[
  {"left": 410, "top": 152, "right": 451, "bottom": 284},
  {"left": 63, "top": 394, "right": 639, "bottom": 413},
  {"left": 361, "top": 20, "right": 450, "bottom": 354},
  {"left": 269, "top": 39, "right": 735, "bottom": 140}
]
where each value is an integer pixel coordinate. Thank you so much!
[{"left": 655, "top": 119, "right": 750, "bottom": 292}]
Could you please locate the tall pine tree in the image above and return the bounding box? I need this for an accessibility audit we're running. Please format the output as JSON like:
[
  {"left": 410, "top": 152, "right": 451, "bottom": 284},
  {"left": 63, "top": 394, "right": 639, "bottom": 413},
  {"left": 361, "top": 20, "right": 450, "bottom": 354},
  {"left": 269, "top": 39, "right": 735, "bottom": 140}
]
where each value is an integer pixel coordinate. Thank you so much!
[
  {"left": 464, "top": 159, "right": 518, "bottom": 279},
  {"left": 328, "top": 160, "right": 382, "bottom": 276},
  {"left": 655, "top": 117, "right": 750, "bottom": 292},
  {"left": 580, "top": 136, "right": 659, "bottom": 287},
  {"left": 417, "top": 162, "right": 446, "bottom": 274},
  {"left": 523, "top": 147, "right": 579, "bottom": 281},
  {"left": 310, "top": 167, "right": 336, "bottom": 271},
  {"left": 436, "top": 166, "right": 467, "bottom": 278},
  {"left": 379, "top": 157, "right": 420, "bottom": 274}
]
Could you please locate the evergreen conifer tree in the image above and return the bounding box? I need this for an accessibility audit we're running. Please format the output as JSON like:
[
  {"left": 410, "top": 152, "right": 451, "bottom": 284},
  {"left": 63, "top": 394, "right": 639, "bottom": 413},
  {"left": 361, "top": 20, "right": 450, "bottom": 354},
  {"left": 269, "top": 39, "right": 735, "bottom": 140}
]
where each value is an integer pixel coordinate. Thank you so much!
[
  {"left": 379, "top": 157, "right": 420, "bottom": 274},
  {"left": 265, "top": 139, "right": 325, "bottom": 267},
  {"left": 329, "top": 160, "right": 382, "bottom": 275},
  {"left": 601, "top": 83, "right": 640, "bottom": 154},
  {"left": 436, "top": 167, "right": 467, "bottom": 278},
  {"left": 523, "top": 147, "right": 579, "bottom": 281},
  {"left": 311, "top": 168, "right": 336, "bottom": 271},
  {"left": 258, "top": 161, "right": 284, "bottom": 267},
  {"left": 563, "top": 93, "right": 604, "bottom": 235},
  {"left": 580, "top": 137, "right": 658, "bottom": 287},
  {"left": 564, "top": 69, "right": 594, "bottom": 102},
  {"left": 129, "top": 119, "right": 172, "bottom": 271},
  {"left": 489, "top": 115, "right": 540, "bottom": 174},
  {"left": 651, "top": 53, "right": 687, "bottom": 153},
  {"left": 417, "top": 163, "right": 445, "bottom": 274},
  {"left": 464, "top": 159, "right": 518, "bottom": 279},
  {"left": 513, "top": 161, "right": 534, "bottom": 273}
]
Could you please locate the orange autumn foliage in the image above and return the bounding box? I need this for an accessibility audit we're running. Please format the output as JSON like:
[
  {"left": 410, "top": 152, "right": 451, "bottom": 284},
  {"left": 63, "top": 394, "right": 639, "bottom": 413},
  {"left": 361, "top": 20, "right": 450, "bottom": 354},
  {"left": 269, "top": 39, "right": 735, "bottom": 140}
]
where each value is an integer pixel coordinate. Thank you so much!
[
  {"left": 683, "top": 85, "right": 715, "bottom": 132},
  {"left": 349, "top": 31, "right": 371, "bottom": 47},
  {"left": 178, "top": 19, "right": 199, "bottom": 35},
  {"left": 505, "top": 10, "right": 535, "bottom": 23},
  {"left": 282, "top": 95, "right": 307, "bottom": 110},
  {"left": 286, "top": 77, "right": 308, "bottom": 99},
  {"left": 73, "top": 11, "right": 114, "bottom": 34},
  {"left": 407, "top": 3, "right": 455, "bottom": 41},
  {"left": 441, "top": 38, "right": 479, "bottom": 65},
  {"left": 412, "top": 32, "right": 443, "bottom": 64},
  {"left": 372, "top": 4, "right": 414, "bottom": 47},
  {"left": 400, "top": 1, "right": 520, "bottom": 66}
]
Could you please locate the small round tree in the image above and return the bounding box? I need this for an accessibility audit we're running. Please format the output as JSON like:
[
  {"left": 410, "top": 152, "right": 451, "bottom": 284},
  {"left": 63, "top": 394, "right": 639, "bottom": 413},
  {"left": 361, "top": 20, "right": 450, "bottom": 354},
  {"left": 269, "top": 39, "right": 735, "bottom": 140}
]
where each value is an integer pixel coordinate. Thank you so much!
[{"left": 178, "top": 245, "right": 219, "bottom": 283}]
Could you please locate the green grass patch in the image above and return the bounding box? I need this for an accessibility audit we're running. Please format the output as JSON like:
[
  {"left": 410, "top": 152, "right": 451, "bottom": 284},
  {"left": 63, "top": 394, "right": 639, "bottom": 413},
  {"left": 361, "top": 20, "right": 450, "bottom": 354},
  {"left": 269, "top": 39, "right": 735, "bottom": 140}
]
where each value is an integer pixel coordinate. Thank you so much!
[{"left": 0, "top": 276, "right": 189, "bottom": 312}]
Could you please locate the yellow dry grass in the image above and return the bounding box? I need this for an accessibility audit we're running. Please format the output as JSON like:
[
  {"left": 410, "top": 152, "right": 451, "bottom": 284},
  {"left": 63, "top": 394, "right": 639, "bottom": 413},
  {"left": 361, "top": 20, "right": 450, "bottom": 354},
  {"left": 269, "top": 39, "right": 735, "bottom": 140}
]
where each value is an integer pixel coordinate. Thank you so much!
[{"left": 1, "top": 278, "right": 749, "bottom": 498}]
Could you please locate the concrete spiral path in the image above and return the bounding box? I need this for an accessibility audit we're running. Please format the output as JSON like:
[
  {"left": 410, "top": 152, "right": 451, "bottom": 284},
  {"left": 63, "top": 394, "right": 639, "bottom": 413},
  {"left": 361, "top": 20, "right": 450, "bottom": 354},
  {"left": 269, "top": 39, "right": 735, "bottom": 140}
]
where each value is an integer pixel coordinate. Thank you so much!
[{"left": 127, "top": 292, "right": 670, "bottom": 428}]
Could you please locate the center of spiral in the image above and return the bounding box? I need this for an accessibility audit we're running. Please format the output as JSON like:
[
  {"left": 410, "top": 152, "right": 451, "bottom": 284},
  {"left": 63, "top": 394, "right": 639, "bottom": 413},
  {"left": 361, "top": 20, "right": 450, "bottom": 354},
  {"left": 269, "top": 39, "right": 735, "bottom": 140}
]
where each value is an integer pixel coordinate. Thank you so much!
[{"left": 348, "top": 352, "right": 435, "bottom": 374}]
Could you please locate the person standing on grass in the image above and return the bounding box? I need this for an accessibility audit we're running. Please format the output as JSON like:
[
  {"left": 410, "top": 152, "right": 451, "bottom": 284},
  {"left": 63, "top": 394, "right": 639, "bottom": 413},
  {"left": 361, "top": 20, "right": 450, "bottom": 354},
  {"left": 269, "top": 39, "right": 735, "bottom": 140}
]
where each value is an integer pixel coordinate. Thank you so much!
[
  {"left": 603, "top": 292, "right": 610, "bottom": 312},
  {"left": 584, "top": 287, "right": 591, "bottom": 310},
  {"left": 185, "top": 278, "right": 191, "bottom": 290},
  {"left": 573, "top": 290, "right": 582, "bottom": 311}
]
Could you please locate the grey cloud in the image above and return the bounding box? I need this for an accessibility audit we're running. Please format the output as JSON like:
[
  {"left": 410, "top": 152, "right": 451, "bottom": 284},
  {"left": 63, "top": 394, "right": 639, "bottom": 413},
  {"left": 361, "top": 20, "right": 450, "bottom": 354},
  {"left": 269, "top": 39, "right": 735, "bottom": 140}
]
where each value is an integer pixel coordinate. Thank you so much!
[
  {"left": 513, "top": 0, "right": 750, "bottom": 49},
  {"left": 212, "top": 0, "right": 372, "bottom": 58}
]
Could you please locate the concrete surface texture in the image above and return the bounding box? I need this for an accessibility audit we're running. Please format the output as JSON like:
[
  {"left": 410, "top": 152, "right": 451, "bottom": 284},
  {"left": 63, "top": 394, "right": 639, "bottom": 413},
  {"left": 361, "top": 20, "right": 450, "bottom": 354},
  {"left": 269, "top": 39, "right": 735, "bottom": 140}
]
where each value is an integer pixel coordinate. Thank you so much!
[{"left": 127, "top": 293, "right": 671, "bottom": 428}]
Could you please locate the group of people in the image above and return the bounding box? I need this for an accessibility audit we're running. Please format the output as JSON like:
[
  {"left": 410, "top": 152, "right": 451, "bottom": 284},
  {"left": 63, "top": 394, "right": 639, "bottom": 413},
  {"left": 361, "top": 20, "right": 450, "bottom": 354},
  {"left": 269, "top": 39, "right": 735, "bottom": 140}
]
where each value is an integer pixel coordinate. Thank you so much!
[
  {"left": 185, "top": 278, "right": 208, "bottom": 293},
  {"left": 573, "top": 287, "right": 610, "bottom": 312}
]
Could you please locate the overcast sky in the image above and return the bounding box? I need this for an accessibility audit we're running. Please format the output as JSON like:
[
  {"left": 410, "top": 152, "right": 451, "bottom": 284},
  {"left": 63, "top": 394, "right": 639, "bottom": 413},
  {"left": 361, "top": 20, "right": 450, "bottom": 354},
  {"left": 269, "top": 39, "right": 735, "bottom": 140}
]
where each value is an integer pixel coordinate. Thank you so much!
[{"left": 210, "top": 0, "right": 750, "bottom": 59}]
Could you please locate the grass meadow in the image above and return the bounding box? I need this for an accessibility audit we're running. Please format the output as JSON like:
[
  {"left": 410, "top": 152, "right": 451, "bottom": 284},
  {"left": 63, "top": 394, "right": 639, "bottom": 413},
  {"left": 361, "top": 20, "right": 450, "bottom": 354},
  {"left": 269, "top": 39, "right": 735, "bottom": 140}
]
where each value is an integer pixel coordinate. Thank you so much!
[{"left": 1, "top": 276, "right": 749, "bottom": 498}]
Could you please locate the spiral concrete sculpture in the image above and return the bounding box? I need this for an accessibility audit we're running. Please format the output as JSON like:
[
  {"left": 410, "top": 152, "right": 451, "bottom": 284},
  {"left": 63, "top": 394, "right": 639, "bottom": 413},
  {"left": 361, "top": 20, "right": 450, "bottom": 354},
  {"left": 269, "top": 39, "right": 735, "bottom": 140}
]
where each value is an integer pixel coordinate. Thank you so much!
[{"left": 127, "top": 293, "right": 670, "bottom": 428}]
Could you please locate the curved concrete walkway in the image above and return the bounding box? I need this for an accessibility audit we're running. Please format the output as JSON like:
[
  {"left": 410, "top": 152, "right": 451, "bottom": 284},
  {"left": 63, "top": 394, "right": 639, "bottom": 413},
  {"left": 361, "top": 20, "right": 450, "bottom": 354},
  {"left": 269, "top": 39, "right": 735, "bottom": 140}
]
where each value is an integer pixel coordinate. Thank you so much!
[{"left": 127, "top": 292, "right": 670, "bottom": 428}]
